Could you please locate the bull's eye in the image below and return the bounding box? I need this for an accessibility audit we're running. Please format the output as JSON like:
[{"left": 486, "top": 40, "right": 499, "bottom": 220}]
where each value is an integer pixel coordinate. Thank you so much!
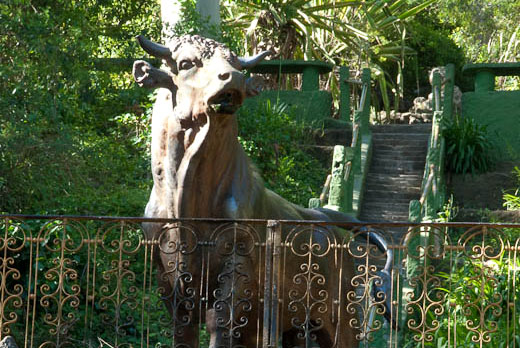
[{"left": 179, "top": 60, "right": 194, "bottom": 71}]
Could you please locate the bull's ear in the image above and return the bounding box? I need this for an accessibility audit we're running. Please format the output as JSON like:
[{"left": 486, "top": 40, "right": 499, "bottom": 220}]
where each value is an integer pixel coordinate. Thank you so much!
[
  {"left": 238, "top": 51, "right": 272, "bottom": 70},
  {"left": 133, "top": 60, "right": 177, "bottom": 92},
  {"left": 245, "top": 76, "right": 265, "bottom": 97}
]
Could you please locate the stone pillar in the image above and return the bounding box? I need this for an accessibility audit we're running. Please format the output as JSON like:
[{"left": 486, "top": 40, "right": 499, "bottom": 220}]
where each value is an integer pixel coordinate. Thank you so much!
[
  {"left": 339, "top": 66, "right": 350, "bottom": 122},
  {"left": 443, "top": 64, "right": 455, "bottom": 118},
  {"left": 326, "top": 145, "right": 354, "bottom": 213}
]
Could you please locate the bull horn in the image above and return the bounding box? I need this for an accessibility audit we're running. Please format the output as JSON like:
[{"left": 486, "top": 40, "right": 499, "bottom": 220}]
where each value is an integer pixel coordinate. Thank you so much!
[
  {"left": 136, "top": 35, "right": 171, "bottom": 59},
  {"left": 238, "top": 51, "right": 272, "bottom": 70}
]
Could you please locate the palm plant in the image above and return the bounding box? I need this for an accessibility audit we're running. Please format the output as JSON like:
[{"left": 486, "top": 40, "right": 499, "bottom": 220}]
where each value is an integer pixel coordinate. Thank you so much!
[{"left": 222, "top": 0, "right": 436, "bottom": 118}]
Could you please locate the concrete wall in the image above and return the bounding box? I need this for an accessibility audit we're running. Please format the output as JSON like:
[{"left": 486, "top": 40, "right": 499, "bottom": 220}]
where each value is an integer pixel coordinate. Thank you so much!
[{"left": 462, "top": 90, "right": 520, "bottom": 160}]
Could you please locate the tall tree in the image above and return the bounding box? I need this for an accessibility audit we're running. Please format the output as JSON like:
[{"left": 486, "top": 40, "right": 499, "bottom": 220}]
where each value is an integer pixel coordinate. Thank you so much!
[
  {"left": 196, "top": 0, "right": 220, "bottom": 31},
  {"left": 161, "top": 0, "right": 183, "bottom": 40},
  {"left": 161, "top": 0, "right": 221, "bottom": 40}
]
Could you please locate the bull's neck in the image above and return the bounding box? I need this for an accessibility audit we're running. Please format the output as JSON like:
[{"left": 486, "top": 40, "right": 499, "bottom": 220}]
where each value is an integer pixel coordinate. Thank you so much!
[{"left": 162, "top": 111, "right": 244, "bottom": 218}]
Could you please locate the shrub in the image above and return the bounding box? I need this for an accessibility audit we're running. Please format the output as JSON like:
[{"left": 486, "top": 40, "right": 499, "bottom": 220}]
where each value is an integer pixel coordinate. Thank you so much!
[
  {"left": 503, "top": 166, "right": 520, "bottom": 210},
  {"left": 237, "top": 100, "right": 327, "bottom": 207},
  {"left": 442, "top": 115, "right": 496, "bottom": 175}
]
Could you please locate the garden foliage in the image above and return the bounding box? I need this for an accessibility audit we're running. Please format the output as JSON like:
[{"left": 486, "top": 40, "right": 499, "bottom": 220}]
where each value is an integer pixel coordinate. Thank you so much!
[
  {"left": 237, "top": 101, "right": 327, "bottom": 207},
  {"left": 0, "top": 0, "right": 162, "bottom": 215},
  {"left": 442, "top": 115, "right": 496, "bottom": 175},
  {"left": 503, "top": 167, "right": 520, "bottom": 211}
]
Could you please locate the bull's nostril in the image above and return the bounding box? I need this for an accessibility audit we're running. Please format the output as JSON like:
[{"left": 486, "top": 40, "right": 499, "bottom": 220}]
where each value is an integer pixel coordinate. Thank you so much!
[{"left": 218, "top": 72, "right": 230, "bottom": 81}]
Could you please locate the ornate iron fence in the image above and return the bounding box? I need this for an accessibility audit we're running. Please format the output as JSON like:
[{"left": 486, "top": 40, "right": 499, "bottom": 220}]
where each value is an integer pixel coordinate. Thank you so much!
[{"left": 0, "top": 215, "right": 520, "bottom": 347}]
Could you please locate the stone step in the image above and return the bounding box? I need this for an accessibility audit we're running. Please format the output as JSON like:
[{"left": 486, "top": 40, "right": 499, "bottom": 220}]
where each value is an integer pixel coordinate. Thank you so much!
[
  {"left": 363, "top": 200, "right": 409, "bottom": 213},
  {"left": 372, "top": 150, "right": 427, "bottom": 159},
  {"left": 372, "top": 149, "right": 427, "bottom": 160},
  {"left": 365, "top": 188, "right": 421, "bottom": 197},
  {"left": 360, "top": 210, "right": 410, "bottom": 219},
  {"left": 372, "top": 133, "right": 430, "bottom": 141},
  {"left": 374, "top": 143, "right": 429, "bottom": 152},
  {"left": 371, "top": 157, "right": 427, "bottom": 165},
  {"left": 367, "top": 172, "right": 423, "bottom": 180},
  {"left": 363, "top": 198, "right": 413, "bottom": 206},
  {"left": 365, "top": 176, "right": 423, "bottom": 186},
  {"left": 361, "top": 210, "right": 410, "bottom": 220},
  {"left": 369, "top": 159, "right": 426, "bottom": 172},
  {"left": 364, "top": 190, "right": 419, "bottom": 201},
  {"left": 372, "top": 139, "right": 429, "bottom": 148},
  {"left": 366, "top": 180, "right": 422, "bottom": 188},
  {"left": 369, "top": 167, "right": 424, "bottom": 175},
  {"left": 360, "top": 125, "right": 429, "bottom": 225},
  {"left": 365, "top": 180, "right": 421, "bottom": 193},
  {"left": 359, "top": 213, "right": 410, "bottom": 223},
  {"left": 371, "top": 124, "right": 432, "bottom": 134}
]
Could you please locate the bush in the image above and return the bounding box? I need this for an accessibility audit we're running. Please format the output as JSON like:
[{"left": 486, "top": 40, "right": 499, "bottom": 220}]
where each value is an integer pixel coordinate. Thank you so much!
[
  {"left": 237, "top": 101, "right": 327, "bottom": 207},
  {"left": 503, "top": 166, "right": 520, "bottom": 211},
  {"left": 442, "top": 115, "right": 496, "bottom": 175}
]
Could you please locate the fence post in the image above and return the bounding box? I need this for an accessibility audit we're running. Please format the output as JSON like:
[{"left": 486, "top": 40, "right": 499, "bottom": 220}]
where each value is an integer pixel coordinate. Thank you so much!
[
  {"left": 263, "top": 221, "right": 274, "bottom": 348},
  {"left": 360, "top": 68, "right": 371, "bottom": 134},
  {"left": 432, "top": 71, "right": 442, "bottom": 112},
  {"left": 443, "top": 64, "right": 455, "bottom": 118},
  {"left": 263, "top": 220, "right": 281, "bottom": 348},
  {"left": 340, "top": 66, "right": 350, "bottom": 122},
  {"left": 326, "top": 146, "right": 354, "bottom": 212}
]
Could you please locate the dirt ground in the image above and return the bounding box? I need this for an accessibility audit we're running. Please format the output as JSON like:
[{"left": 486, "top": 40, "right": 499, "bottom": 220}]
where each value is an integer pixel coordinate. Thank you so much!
[{"left": 448, "top": 161, "right": 519, "bottom": 222}]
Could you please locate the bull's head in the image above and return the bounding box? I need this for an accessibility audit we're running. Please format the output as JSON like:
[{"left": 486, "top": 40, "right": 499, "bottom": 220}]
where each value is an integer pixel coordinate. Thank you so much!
[{"left": 133, "top": 35, "right": 270, "bottom": 119}]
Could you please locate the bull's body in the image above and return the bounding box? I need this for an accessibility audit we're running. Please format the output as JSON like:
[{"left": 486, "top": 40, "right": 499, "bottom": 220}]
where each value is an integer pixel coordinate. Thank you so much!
[{"left": 133, "top": 35, "right": 391, "bottom": 347}]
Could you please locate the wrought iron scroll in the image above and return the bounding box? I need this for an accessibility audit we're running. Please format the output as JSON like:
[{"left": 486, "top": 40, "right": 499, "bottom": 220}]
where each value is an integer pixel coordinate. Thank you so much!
[
  {"left": 0, "top": 217, "right": 519, "bottom": 348},
  {"left": 207, "top": 222, "right": 263, "bottom": 348},
  {"left": 405, "top": 225, "right": 450, "bottom": 346},
  {"left": 345, "top": 226, "right": 395, "bottom": 345},
  {"left": 458, "top": 226, "right": 505, "bottom": 345},
  {"left": 0, "top": 219, "right": 29, "bottom": 341}
]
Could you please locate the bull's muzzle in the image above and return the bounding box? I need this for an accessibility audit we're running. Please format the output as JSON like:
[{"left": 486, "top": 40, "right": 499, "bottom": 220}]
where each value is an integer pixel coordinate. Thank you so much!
[
  {"left": 207, "top": 71, "right": 246, "bottom": 114},
  {"left": 208, "top": 89, "right": 243, "bottom": 114}
]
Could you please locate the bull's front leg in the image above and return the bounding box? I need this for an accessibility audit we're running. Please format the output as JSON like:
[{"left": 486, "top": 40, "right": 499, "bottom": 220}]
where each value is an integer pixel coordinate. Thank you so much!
[
  {"left": 156, "top": 225, "right": 202, "bottom": 348},
  {"left": 206, "top": 254, "right": 259, "bottom": 348}
]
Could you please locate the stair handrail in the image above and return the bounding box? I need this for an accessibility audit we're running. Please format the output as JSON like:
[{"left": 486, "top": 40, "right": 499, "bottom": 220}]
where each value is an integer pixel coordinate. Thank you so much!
[
  {"left": 319, "top": 174, "right": 332, "bottom": 206},
  {"left": 409, "top": 64, "right": 454, "bottom": 222},
  {"left": 419, "top": 164, "right": 436, "bottom": 206},
  {"left": 310, "top": 67, "right": 372, "bottom": 216}
]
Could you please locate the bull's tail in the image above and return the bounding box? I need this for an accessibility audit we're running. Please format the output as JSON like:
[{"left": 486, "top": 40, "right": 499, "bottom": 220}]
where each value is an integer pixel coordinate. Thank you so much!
[
  {"left": 315, "top": 208, "right": 397, "bottom": 329},
  {"left": 365, "top": 229, "right": 397, "bottom": 330}
]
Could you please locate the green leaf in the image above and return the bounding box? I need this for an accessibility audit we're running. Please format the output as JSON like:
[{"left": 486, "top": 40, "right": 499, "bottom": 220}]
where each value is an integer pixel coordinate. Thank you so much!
[{"left": 398, "top": 0, "right": 436, "bottom": 20}]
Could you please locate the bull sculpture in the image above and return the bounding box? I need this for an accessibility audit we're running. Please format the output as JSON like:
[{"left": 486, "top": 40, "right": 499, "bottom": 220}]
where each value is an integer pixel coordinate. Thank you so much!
[{"left": 132, "top": 34, "right": 393, "bottom": 347}]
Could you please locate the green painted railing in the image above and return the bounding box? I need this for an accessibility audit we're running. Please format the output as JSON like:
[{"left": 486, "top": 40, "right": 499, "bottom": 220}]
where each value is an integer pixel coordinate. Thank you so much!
[
  {"left": 408, "top": 64, "right": 454, "bottom": 223},
  {"left": 309, "top": 68, "right": 372, "bottom": 218},
  {"left": 245, "top": 60, "right": 336, "bottom": 124}
]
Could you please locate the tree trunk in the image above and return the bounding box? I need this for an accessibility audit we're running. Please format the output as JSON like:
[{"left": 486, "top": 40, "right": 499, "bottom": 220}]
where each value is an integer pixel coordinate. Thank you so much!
[
  {"left": 161, "top": 0, "right": 182, "bottom": 42},
  {"left": 160, "top": 0, "right": 220, "bottom": 42},
  {"left": 196, "top": 0, "right": 220, "bottom": 33}
]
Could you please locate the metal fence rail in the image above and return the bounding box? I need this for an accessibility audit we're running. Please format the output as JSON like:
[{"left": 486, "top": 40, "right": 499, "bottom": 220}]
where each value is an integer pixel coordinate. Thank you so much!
[{"left": 0, "top": 216, "right": 519, "bottom": 347}]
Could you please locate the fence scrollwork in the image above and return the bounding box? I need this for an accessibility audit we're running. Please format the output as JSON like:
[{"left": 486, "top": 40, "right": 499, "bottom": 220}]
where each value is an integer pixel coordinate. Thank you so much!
[{"left": 0, "top": 216, "right": 519, "bottom": 347}]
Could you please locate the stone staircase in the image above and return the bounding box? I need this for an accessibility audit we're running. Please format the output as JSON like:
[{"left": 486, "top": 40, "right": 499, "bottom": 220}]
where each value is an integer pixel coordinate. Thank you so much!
[{"left": 359, "top": 124, "right": 431, "bottom": 229}]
